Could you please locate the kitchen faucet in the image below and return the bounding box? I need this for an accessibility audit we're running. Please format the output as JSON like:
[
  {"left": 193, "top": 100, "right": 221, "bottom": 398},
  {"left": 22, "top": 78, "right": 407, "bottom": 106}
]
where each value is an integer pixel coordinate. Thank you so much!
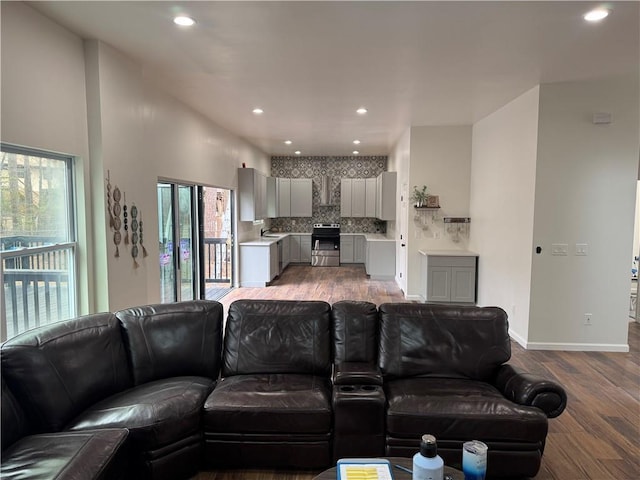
[{"left": 260, "top": 228, "right": 271, "bottom": 237}]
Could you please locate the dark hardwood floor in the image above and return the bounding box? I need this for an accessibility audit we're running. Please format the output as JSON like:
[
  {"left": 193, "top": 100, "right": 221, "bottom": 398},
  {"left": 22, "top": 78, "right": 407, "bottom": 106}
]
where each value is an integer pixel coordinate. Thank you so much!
[{"left": 194, "top": 265, "right": 640, "bottom": 480}]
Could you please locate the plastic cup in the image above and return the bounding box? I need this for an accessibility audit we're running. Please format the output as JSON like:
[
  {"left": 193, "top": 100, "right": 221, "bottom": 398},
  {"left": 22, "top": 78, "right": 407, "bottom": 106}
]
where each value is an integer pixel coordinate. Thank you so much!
[{"left": 462, "top": 440, "right": 488, "bottom": 480}]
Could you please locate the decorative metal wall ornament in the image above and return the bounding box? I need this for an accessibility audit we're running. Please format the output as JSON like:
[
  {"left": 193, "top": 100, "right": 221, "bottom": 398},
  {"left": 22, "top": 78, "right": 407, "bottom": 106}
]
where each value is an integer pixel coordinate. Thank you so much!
[
  {"left": 131, "top": 204, "right": 139, "bottom": 268},
  {"left": 139, "top": 211, "right": 149, "bottom": 258},
  {"left": 106, "top": 170, "right": 114, "bottom": 228},
  {"left": 123, "top": 193, "right": 129, "bottom": 245},
  {"left": 112, "top": 186, "right": 122, "bottom": 257}
]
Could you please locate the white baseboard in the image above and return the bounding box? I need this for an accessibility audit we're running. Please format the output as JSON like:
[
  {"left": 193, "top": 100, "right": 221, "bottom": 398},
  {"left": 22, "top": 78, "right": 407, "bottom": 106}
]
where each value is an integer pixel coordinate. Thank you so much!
[{"left": 509, "top": 328, "right": 629, "bottom": 352}]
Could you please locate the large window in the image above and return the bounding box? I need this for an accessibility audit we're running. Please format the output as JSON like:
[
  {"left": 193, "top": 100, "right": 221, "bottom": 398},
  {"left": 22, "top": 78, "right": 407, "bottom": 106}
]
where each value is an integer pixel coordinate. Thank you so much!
[{"left": 1, "top": 145, "right": 77, "bottom": 341}]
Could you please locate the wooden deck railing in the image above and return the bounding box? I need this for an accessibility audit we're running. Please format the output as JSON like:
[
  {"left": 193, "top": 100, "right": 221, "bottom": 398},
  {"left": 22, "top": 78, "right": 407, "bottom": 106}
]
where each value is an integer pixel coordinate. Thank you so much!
[
  {"left": 203, "top": 237, "right": 231, "bottom": 284},
  {"left": 2, "top": 236, "right": 73, "bottom": 340}
]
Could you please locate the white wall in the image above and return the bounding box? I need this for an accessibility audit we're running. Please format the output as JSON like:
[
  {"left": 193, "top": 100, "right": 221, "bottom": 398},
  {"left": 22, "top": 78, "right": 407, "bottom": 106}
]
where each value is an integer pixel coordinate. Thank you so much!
[
  {"left": 2, "top": 3, "right": 270, "bottom": 313},
  {"left": 87, "top": 41, "right": 270, "bottom": 311},
  {"left": 469, "top": 86, "right": 540, "bottom": 343},
  {"left": 1, "top": 2, "right": 95, "bottom": 314},
  {"left": 406, "top": 126, "right": 472, "bottom": 299},
  {"left": 529, "top": 75, "right": 639, "bottom": 351}
]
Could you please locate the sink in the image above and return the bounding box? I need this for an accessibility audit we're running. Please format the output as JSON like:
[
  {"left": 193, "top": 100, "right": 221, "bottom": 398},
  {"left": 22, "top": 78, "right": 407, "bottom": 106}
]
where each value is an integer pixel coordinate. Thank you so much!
[{"left": 262, "top": 234, "right": 281, "bottom": 238}]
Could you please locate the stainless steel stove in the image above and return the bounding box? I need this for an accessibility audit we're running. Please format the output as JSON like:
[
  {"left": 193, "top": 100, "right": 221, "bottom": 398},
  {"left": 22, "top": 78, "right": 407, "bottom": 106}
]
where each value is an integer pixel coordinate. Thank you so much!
[{"left": 311, "top": 223, "right": 340, "bottom": 266}]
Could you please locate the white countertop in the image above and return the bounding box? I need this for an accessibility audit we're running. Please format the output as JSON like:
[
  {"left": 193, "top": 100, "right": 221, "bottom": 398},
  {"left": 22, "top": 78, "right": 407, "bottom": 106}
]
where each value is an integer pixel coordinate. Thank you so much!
[
  {"left": 240, "top": 231, "right": 395, "bottom": 246},
  {"left": 364, "top": 234, "right": 395, "bottom": 242},
  {"left": 239, "top": 232, "right": 310, "bottom": 246},
  {"left": 418, "top": 249, "right": 478, "bottom": 256}
]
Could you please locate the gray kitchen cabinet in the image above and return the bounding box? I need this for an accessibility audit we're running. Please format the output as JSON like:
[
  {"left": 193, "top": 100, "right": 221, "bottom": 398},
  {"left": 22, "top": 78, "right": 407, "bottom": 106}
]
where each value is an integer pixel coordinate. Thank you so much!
[
  {"left": 300, "top": 235, "right": 312, "bottom": 262},
  {"left": 365, "top": 238, "right": 396, "bottom": 279},
  {"left": 277, "top": 177, "right": 291, "bottom": 217},
  {"left": 340, "top": 179, "right": 353, "bottom": 217},
  {"left": 281, "top": 235, "right": 290, "bottom": 269},
  {"left": 365, "top": 178, "right": 377, "bottom": 218},
  {"left": 354, "top": 235, "right": 366, "bottom": 263},
  {"left": 420, "top": 252, "right": 478, "bottom": 304},
  {"left": 341, "top": 235, "right": 366, "bottom": 264},
  {"left": 238, "top": 168, "right": 267, "bottom": 221},
  {"left": 239, "top": 243, "right": 277, "bottom": 287},
  {"left": 290, "top": 178, "right": 312, "bottom": 217},
  {"left": 267, "top": 178, "right": 309, "bottom": 218},
  {"left": 341, "top": 178, "right": 373, "bottom": 218},
  {"left": 340, "top": 235, "right": 354, "bottom": 263},
  {"left": 375, "top": 172, "right": 397, "bottom": 221},
  {"left": 289, "top": 234, "right": 312, "bottom": 263},
  {"left": 289, "top": 235, "right": 301, "bottom": 262}
]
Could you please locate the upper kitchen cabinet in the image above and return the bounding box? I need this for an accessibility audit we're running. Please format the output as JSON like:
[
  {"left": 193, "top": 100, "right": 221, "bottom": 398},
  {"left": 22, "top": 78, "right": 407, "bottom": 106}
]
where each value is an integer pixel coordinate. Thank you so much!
[
  {"left": 278, "top": 178, "right": 292, "bottom": 216},
  {"left": 267, "top": 177, "right": 292, "bottom": 218},
  {"left": 365, "top": 178, "right": 377, "bottom": 218},
  {"left": 290, "top": 178, "right": 312, "bottom": 217},
  {"left": 341, "top": 178, "right": 368, "bottom": 217},
  {"left": 376, "top": 172, "right": 397, "bottom": 221},
  {"left": 238, "top": 168, "right": 267, "bottom": 221},
  {"left": 266, "top": 177, "right": 311, "bottom": 218}
]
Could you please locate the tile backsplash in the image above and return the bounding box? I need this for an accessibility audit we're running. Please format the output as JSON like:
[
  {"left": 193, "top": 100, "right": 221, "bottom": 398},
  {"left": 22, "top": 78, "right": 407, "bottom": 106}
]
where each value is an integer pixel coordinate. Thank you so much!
[{"left": 269, "top": 156, "right": 388, "bottom": 233}]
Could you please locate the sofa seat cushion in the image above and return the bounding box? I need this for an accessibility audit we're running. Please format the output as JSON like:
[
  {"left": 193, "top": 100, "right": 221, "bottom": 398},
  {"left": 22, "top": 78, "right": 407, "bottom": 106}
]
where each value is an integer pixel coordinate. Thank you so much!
[
  {"left": 0, "top": 428, "right": 128, "bottom": 480},
  {"left": 67, "top": 376, "right": 214, "bottom": 450},
  {"left": 203, "top": 374, "right": 332, "bottom": 434},
  {"left": 385, "top": 378, "right": 548, "bottom": 443}
]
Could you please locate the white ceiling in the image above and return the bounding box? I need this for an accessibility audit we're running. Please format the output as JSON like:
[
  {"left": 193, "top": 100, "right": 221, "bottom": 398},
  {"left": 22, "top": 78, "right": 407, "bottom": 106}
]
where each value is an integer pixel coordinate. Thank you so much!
[{"left": 29, "top": 1, "right": 639, "bottom": 156}]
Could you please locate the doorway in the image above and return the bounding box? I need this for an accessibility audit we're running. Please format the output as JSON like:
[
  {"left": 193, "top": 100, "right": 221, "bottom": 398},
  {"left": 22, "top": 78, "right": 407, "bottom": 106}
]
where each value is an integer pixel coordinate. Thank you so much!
[{"left": 157, "top": 182, "right": 234, "bottom": 304}]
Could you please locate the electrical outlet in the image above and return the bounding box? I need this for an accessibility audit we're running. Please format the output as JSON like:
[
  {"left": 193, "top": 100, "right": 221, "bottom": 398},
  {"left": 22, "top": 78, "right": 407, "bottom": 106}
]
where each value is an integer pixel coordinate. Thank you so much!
[
  {"left": 433, "top": 231, "right": 441, "bottom": 239},
  {"left": 584, "top": 313, "right": 592, "bottom": 326}
]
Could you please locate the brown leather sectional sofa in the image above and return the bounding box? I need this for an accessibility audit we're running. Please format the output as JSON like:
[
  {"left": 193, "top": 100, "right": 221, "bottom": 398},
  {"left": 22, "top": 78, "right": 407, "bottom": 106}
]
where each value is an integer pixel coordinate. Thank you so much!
[{"left": 1, "top": 299, "right": 567, "bottom": 479}]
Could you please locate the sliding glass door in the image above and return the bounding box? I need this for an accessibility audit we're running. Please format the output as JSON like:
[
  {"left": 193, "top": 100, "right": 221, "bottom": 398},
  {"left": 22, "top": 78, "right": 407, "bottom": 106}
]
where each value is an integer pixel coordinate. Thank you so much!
[
  {"left": 199, "top": 186, "right": 233, "bottom": 300},
  {"left": 158, "top": 182, "right": 234, "bottom": 303},
  {"left": 158, "top": 183, "right": 197, "bottom": 303}
]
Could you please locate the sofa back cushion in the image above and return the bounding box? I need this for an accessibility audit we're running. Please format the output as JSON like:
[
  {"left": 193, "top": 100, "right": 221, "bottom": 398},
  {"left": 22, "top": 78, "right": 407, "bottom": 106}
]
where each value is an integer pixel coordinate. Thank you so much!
[
  {"left": 1, "top": 313, "right": 131, "bottom": 432},
  {"left": 378, "top": 303, "right": 510, "bottom": 381},
  {"left": 332, "top": 300, "right": 379, "bottom": 364},
  {"left": 116, "top": 300, "right": 224, "bottom": 385},
  {"left": 222, "top": 300, "right": 332, "bottom": 377},
  {"left": 1, "top": 379, "right": 30, "bottom": 451}
]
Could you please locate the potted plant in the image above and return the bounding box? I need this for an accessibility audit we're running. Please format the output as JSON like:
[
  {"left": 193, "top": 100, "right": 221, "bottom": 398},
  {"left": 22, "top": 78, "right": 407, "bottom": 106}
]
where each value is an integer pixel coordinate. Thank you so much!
[{"left": 411, "top": 185, "right": 428, "bottom": 207}]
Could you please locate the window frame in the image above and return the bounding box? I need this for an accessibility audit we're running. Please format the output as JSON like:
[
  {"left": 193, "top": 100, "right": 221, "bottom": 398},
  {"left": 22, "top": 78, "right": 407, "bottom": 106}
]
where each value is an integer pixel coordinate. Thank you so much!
[{"left": 1, "top": 143, "right": 78, "bottom": 341}]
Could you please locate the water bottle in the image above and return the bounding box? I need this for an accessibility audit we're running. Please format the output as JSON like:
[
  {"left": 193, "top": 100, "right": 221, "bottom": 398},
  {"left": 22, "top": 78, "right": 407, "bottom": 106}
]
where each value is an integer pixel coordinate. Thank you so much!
[{"left": 412, "top": 434, "right": 444, "bottom": 480}]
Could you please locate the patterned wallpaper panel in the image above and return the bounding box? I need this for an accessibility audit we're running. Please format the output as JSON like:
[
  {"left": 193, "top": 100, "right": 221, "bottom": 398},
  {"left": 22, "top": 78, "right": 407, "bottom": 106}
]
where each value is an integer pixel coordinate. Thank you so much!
[{"left": 269, "top": 156, "right": 388, "bottom": 234}]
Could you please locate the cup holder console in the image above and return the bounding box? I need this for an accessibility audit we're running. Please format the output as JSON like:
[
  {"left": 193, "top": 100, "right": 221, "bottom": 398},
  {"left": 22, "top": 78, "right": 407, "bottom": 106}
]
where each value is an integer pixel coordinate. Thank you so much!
[{"left": 332, "top": 383, "right": 385, "bottom": 461}]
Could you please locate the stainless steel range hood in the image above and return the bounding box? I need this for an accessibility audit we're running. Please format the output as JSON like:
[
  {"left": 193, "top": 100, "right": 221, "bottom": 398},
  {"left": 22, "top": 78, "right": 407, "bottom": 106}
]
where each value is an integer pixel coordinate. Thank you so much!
[{"left": 319, "top": 175, "right": 333, "bottom": 205}]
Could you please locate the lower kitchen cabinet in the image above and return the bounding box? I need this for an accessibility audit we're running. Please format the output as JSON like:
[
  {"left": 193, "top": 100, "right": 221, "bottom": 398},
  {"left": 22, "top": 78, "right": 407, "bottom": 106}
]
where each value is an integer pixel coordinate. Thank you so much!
[
  {"left": 354, "top": 235, "right": 366, "bottom": 263},
  {"left": 340, "top": 236, "right": 354, "bottom": 263},
  {"left": 239, "top": 243, "right": 278, "bottom": 287},
  {"left": 365, "top": 238, "right": 395, "bottom": 279},
  {"left": 341, "top": 235, "right": 366, "bottom": 264},
  {"left": 419, "top": 251, "right": 478, "bottom": 304},
  {"left": 289, "top": 234, "right": 312, "bottom": 264}
]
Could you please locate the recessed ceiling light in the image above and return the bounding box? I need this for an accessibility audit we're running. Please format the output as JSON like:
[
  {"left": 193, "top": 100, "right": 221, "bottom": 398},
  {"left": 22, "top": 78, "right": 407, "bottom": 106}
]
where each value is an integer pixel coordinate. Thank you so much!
[
  {"left": 294, "top": 151, "right": 301, "bottom": 155},
  {"left": 252, "top": 108, "right": 264, "bottom": 115},
  {"left": 584, "top": 8, "right": 609, "bottom": 22},
  {"left": 284, "top": 140, "right": 292, "bottom": 145},
  {"left": 356, "top": 108, "right": 368, "bottom": 115},
  {"left": 352, "top": 150, "right": 360, "bottom": 155},
  {"left": 353, "top": 140, "right": 361, "bottom": 145},
  {"left": 174, "top": 16, "right": 195, "bottom": 27}
]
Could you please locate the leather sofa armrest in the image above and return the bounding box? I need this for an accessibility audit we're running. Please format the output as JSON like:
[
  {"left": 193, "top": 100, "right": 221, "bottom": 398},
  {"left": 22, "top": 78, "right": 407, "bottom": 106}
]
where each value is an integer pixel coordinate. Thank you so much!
[
  {"left": 494, "top": 364, "right": 567, "bottom": 418},
  {"left": 333, "top": 362, "right": 383, "bottom": 386}
]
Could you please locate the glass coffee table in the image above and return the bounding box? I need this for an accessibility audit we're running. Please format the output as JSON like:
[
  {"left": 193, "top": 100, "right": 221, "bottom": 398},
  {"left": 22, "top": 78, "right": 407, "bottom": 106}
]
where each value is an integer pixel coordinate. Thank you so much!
[{"left": 313, "top": 456, "right": 464, "bottom": 480}]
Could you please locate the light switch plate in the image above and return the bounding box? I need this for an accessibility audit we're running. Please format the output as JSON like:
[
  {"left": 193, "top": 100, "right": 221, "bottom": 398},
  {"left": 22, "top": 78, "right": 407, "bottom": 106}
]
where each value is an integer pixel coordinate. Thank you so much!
[
  {"left": 575, "top": 243, "right": 588, "bottom": 256},
  {"left": 551, "top": 243, "right": 569, "bottom": 256}
]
